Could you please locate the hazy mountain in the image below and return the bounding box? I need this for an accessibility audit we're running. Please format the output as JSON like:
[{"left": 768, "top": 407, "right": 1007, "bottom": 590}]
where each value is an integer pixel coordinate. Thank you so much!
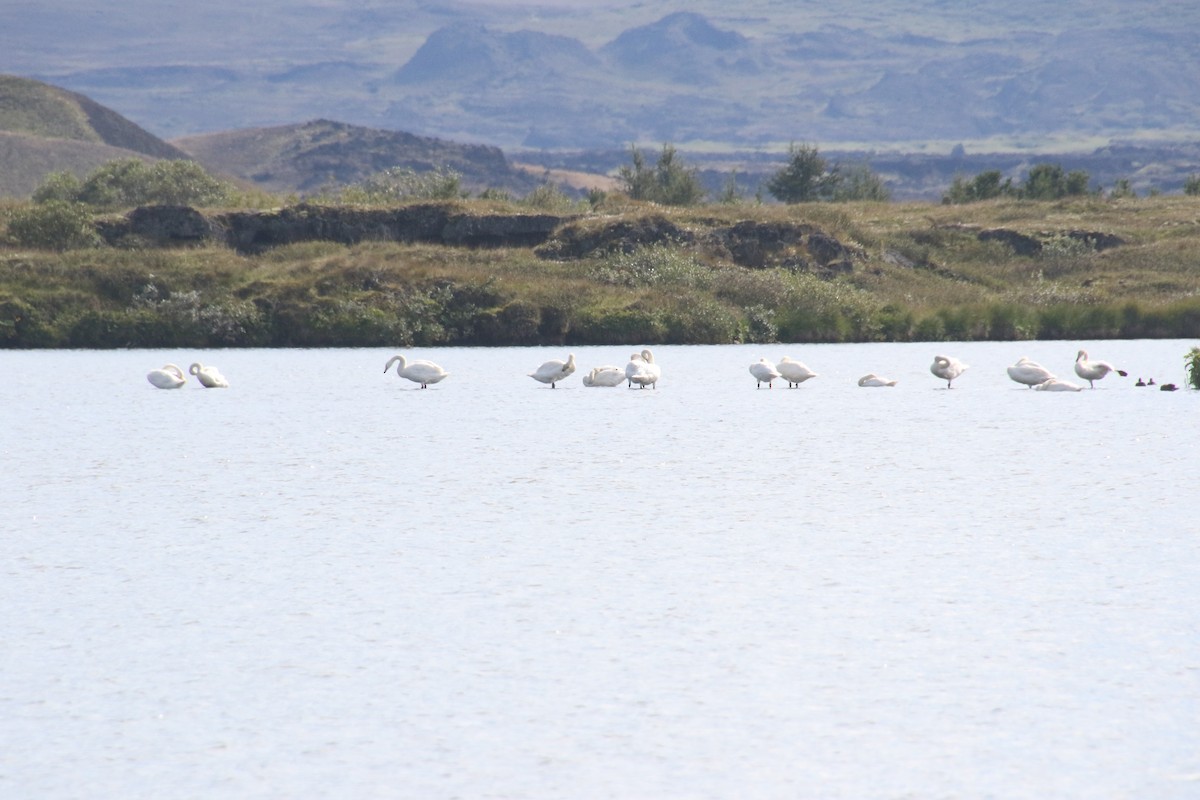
[{"left": 4, "top": 1, "right": 1195, "bottom": 156}]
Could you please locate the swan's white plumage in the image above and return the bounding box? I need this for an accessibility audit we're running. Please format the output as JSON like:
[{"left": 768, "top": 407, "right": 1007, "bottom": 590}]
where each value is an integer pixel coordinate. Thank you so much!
[
  {"left": 1074, "top": 349, "right": 1126, "bottom": 388},
  {"left": 147, "top": 363, "right": 186, "bottom": 389},
  {"left": 858, "top": 373, "right": 897, "bottom": 387},
  {"left": 582, "top": 365, "right": 625, "bottom": 387},
  {"left": 189, "top": 362, "right": 229, "bottom": 388},
  {"left": 930, "top": 355, "right": 968, "bottom": 388},
  {"left": 384, "top": 354, "right": 449, "bottom": 388},
  {"left": 776, "top": 357, "right": 817, "bottom": 387},
  {"left": 749, "top": 358, "right": 780, "bottom": 388},
  {"left": 1034, "top": 377, "right": 1084, "bottom": 392},
  {"left": 529, "top": 353, "right": 576, "bottom": 387},
  {"left": 1007, "top": 356, "right": 1055, "bottom": 388},
  {"left": 625, "top": 349, "right": 660, "bottom": 389}
]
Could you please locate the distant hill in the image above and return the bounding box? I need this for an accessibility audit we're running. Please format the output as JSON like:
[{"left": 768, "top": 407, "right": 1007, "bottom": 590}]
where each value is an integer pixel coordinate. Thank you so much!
[
  {"left": 9, "top": 1, "right": 1198, "bottom": 158},
  {"left": 0, "top": 75, "right": 187, "bottom": 158},
  {"left": 0, "top": 76, "right": 583, "bottom": 200},
  {"left": 0, "top": 74, "right": 191, "bottom": 197},
  {"left": 170, "top": 119, "right": 558, "bottom": 196}
]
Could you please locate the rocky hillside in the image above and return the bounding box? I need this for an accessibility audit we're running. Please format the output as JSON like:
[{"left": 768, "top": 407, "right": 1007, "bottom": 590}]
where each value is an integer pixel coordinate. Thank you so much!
[{"left": 171, "top": 119, "right": 551, "bottom": 196}]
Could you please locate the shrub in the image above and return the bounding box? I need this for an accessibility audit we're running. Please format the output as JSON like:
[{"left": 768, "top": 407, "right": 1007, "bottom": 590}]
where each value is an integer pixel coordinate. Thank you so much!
[
  {"left": 589, "top": 245, "right": 712, "bottom": 289},
  {"left": 336, "top": 166, "right": 464, "bottom": 204},
  {"left": 521, "top": 183, "right": 579, "bottom": 212},
  {"left": 35, "top": 159, "right": 231, "bottom": 210},
  {"left": 7, "top": 201, "right": 101, "bottom": 250}
]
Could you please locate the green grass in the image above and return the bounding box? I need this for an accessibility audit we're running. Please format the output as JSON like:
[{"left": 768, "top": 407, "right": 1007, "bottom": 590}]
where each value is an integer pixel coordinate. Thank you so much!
[{"left": 3, "top": 194, "right": 1200, "bottom": 347}]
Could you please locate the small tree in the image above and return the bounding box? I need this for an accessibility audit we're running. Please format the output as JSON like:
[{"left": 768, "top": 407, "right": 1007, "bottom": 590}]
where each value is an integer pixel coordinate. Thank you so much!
[
  {"left": 1020, "top": 163, "right": 1090, "bottom": 200},
  {"left": 942, "top": 170, "right": 1014, "bottom": 204},
  {"left": 829, "top": 162, "right": 891, "bottom": 202},
  {"left": 617, "top": 144, "right": 705, "bottom": 206},
  {"left": 766, "top": 142, "right": 832, "bottom": 203},
  {"left": 1109, "top": 178, "right": 1137, "bottom": 199},
  {"left": 1185, "top": 175, "right": 1200, "bottom": 196}
]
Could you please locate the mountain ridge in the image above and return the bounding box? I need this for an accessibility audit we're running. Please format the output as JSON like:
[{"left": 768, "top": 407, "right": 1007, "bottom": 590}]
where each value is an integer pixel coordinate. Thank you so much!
[{"left": 5, "top": 3, "right": 1195, "bottom": 154}]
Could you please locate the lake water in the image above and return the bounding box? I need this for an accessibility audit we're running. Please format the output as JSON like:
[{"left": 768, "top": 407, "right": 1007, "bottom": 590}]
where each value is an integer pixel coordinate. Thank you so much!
[{"left": 2, "top": 341, "right": 1198, "bottom": 799}]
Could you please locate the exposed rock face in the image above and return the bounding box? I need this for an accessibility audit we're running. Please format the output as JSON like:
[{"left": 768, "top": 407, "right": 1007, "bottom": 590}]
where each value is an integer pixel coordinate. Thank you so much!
[
  {"left": 707, "top": 220, "right": 855, "bottom": 274},
  {"left": 1064, "top": 230, "right": 1125, "bottom": 251},
  {"left": 98, "top": 202, "right": 575, "bottom": 253},
  {"left": 441, "top": 212, "right": 565, "bottom": 248},
  {"left": 97, "top": 204, "right": 220, "bottom": 246},
  {"left": 978, "top": 227, "right": 1043, "bottom": 256},
  {"left": 710, "top": 220, "right": 817, "bottom": 268},
  {"left": 977, "top": 227, "right": 1126, "bottom": 255}
]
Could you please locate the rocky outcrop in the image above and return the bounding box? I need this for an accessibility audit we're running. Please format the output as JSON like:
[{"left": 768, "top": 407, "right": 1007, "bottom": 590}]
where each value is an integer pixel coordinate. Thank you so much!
[
  {"left": 978, "top": 227, "right": 1043, "bottom": 256},
  {"left": 97, "top": 204, "right": 221, "bottom": 247},
  {"left": 98, "top": 202, "right": 576, "bottom": 253},
  {"left": 977, "top": 226, "right": 1126, "bottom": 255},
  {"left": 535, "top": 214, "right": 695, "bottom": 259},
  {"left": 94, "top": 203, "right": 873, "bottom": 277},
  {"left": 707, "top": 220, "right": 855, "bottom": 274}
]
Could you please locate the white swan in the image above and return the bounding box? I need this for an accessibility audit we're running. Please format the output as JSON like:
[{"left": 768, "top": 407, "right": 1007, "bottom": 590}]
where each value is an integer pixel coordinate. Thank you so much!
[
  {"left": 930, "top": 355, "right": 968, "bottom": 388},
  {"left": 529, "top": 353, "right": 576, "bottom": 388},
  {"left": 624, "top": 352, "right": 642, "bottom": 387},
  {"left": 1007, "top": 356, "right": 1055, "bottom": 388},
  {"left": 749, "top": 358, "right": 781, "bottom": 388},
  {"left": 1034, "top": 377, "right": 1084, "bottom": 392},
  {"left": 582, "top": 365, "right": 625, "bottom": 387},
  {"left": 1074, "top": 349, "right": 1127, "bottom": 388},
  {"left": 776, "top": 357, "right": 817, "bottom": 388},
  {"left": 189, "top": 362, "right": 229, "bottom": 388},
  {"left": 858, "top": 373, "right": 897, "bottom": 387},
  {"left": 626, "top": 349, "right": 661, "bottom": 389},
  {"left": 147, "top": 363, "right": 186, "bottom": 389},
  {"left": 384, "top": 354, "right": 449, "bottom": 388}
]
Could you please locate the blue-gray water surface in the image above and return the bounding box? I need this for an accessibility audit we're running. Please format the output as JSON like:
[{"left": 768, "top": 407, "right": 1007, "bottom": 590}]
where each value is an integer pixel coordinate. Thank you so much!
[{"left": 2, "top": 341, "right": 1198, "bottom": 798}]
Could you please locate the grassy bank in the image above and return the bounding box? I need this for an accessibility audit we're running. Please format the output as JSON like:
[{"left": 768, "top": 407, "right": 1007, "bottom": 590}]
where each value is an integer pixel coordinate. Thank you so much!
[{"left": 2, "top": 195, "right": 1200, "bottom": 348}]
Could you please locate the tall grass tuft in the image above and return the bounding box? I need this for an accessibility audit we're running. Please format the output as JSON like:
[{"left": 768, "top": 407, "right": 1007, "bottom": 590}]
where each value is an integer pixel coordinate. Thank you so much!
[{"left": 1186, "top": 347, "right": 1200, "bottom": 390}]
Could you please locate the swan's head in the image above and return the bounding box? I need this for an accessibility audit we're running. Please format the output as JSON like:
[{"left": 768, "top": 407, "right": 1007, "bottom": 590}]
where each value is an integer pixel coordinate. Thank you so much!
[
  {"left": 162, "top": 364, "right": 185, "bottom": 379},
  {"left": 629, "top": 353, "right": 643, "bottom": 362},
  {"left": 857, "top": 374, "right": 877, "bottom": 386},
  {"left": 189, "top": 362, "right": 204, "bottom": 376},
  {"left": 384, "top": 355, "right": 406, "bottom": 372},
  {"left": 1076, "top": 349, "right": 1088, "bottom": 361},
  {"left": 641, "top": 349, "right": 654, "bottom": 363}
]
